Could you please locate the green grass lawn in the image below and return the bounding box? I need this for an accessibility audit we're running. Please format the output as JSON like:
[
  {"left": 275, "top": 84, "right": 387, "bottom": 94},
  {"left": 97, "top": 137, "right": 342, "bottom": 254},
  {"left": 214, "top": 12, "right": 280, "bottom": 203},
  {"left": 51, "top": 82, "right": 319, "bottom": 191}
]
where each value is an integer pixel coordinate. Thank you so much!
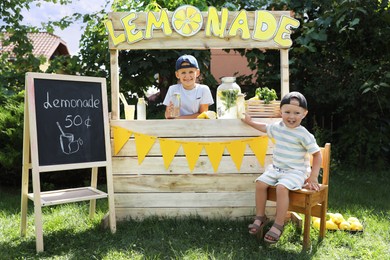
[{"left": 1, "top": 169, "right": 389, "bottom": 259}]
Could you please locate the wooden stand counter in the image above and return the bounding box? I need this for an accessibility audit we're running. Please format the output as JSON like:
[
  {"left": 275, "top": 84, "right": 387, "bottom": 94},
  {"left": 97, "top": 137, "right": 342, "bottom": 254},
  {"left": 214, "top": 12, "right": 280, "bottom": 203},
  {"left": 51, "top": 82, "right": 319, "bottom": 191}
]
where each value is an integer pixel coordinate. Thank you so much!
[{"left": 110, "top": 118, "right": 278, "bottom": 220}]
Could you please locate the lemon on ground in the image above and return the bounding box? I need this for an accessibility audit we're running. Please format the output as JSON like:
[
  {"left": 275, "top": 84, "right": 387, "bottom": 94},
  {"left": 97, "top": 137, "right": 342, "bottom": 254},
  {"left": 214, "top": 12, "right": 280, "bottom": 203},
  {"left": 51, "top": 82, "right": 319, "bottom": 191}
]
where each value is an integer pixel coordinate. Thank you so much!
[
  {"left": 326, "top": 212, "right": 334, "bottom": 221},
  {"left": 331, "top": 213, "right": 345, "bottom": 225},
  {"left": 249, "top": 96, "right": 259, "bottom": 100},
  {"left": 313, "top": 218, "right": 321, "bottom": 230},
  {"left": 350, "top": 221, "right": 363, "bottom": 231},
  {"left": 339, "top": 221, "right": 351, "bottom": 231},
  {"left": 347, "top": 217, "right": 360, "bottom": 223},
  {"left": 326, "top": 220, "right": 339, "bottom": 230}
]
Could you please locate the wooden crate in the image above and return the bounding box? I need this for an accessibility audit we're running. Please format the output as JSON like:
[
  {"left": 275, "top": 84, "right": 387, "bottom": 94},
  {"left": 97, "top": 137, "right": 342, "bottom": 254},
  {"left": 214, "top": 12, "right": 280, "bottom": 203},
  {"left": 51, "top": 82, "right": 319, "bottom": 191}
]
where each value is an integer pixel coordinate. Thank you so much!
[
  {"left": 246, "top": 100, "right": 281, "bottom": 118},
  {"left": 110, "top": 119, "right": 277, "bottom": 220}
]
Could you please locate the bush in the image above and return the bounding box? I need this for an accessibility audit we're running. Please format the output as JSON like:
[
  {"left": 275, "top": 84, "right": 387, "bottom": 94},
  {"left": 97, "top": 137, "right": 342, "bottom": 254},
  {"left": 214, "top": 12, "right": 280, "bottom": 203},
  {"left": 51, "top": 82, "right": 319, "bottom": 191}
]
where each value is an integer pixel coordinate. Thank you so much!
[{"left": 0, "top": 91, "right": 24, "bottom": 185}]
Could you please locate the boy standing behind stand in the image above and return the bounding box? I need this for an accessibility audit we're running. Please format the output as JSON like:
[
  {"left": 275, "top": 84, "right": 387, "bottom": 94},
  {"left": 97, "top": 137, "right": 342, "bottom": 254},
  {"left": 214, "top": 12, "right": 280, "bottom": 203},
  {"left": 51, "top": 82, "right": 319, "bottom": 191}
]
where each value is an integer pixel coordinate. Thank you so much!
[
  {"left": 163, "top": 54, "right": 214, "bottom": 119},
  {"left": 241, "top": 91, "right": 322, "bottom": 244}
]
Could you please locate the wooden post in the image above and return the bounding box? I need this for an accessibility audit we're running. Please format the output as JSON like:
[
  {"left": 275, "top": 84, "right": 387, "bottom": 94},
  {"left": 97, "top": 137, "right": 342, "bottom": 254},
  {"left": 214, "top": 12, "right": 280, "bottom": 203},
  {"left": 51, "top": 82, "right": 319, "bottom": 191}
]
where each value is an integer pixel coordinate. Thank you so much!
[
  {"left": 20, "top": 96, "right": 30, "bottom": 237},
  {"left": 280, "top": 49, "right": 289, "bottom": 98},
  {"left": 89, "top": 167, "right": 98, "bottom": 218},
  {"left": 110, "top": 49, "right": 120, "bottom": 120},
  {"left": 105, "top": 159, "right": 117, "bottom": 233}
]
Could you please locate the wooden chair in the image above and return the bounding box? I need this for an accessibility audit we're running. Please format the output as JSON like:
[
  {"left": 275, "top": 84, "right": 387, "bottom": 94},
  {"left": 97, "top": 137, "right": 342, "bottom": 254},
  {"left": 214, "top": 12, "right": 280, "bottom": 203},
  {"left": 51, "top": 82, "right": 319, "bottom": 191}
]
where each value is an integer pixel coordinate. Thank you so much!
[{"left": 266, "top": 143, "right": 331, "bottom": 250}]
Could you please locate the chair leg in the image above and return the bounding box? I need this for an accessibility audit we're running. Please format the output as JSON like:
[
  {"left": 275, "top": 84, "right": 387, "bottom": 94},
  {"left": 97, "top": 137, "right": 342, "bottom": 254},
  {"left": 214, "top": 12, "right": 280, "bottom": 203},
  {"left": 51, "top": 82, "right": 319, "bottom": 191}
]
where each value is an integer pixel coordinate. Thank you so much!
[
  {"left": 303, "top": 198, "right": 312, "bottom": 251},
  {"left": 319, "top": 190, "right": 329, "bottom": 239}
]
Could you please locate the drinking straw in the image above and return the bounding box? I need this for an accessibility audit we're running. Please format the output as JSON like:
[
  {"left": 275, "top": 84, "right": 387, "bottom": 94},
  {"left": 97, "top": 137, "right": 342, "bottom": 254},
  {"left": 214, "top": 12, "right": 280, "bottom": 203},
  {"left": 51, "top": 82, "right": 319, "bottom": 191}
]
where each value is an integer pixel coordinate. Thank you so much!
[
  {"left": 119, "top": 93, "right": 128, "bottom": 106},
  {"left": 56, "top": 121, "right": 65, "bottom": 136}
]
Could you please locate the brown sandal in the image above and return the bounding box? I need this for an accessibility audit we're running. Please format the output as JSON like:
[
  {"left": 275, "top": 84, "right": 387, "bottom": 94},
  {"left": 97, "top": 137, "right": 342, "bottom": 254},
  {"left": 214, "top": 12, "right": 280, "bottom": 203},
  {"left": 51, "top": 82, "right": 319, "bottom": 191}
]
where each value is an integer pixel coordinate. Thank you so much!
[
  {"left": 264, "top": 223, "right": 284, "bottom": 244},
  {"left": 248, "top": 215, "right": 269, "bottom": 236}
]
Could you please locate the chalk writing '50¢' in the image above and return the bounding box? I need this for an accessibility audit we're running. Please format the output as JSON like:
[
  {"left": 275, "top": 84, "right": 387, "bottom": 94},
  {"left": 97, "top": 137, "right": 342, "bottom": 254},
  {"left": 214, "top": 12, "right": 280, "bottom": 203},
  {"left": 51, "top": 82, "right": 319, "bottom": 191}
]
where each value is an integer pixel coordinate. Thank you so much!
[
  {"left": 65, "top": 115, "right": 92, "bottom": 128},
  {"left": 43, "top": 92, "right": 100, "bottom": 109}
]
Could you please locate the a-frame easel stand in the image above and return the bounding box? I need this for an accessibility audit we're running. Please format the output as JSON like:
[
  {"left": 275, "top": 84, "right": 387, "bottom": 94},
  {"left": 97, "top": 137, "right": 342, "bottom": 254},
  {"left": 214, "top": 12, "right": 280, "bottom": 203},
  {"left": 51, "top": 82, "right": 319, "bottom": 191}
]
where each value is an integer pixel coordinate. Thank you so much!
[{"left": 20, "top": 73, "right": 116, "bottom": 252}]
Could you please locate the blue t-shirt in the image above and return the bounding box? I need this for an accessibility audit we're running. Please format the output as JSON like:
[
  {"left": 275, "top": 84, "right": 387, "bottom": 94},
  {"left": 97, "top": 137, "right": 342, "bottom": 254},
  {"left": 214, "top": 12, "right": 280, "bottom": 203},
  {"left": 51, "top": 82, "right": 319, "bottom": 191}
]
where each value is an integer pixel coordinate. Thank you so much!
[{"left": 163, "top": 84, "right": 214, "bottom": 116}]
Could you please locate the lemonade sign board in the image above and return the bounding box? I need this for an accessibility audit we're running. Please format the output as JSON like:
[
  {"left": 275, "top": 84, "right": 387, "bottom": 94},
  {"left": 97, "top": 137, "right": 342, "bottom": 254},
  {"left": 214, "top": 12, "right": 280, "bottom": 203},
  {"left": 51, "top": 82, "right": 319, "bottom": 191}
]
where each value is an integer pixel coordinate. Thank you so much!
[
  {"left": 21, "top": 73, "right": 116, "bottom": 252},
  {"left": 105, "top": 6, "right": 300, "bottom": 50}
]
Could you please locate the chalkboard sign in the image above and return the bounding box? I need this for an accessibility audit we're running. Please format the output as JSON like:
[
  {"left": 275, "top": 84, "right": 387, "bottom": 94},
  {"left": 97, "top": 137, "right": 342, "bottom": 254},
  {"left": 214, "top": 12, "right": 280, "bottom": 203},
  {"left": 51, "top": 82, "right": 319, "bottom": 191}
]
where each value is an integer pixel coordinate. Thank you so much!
[
  {"left": 23, "top": 73, "right": 116, "bottom": 252},
  {"left": 26, "top": 73, "right": 110, "bottom": 169}
]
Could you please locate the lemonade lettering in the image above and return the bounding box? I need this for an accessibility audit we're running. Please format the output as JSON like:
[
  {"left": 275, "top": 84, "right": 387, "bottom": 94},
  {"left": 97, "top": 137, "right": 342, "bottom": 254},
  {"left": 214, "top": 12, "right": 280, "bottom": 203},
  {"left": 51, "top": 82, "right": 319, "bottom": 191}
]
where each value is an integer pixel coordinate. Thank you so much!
[
  {"left": 43, "top": 92, "right": 100, "bottom": 109},
  {"left": 105, "top": 5, "right": 299, "bottom": 48}
]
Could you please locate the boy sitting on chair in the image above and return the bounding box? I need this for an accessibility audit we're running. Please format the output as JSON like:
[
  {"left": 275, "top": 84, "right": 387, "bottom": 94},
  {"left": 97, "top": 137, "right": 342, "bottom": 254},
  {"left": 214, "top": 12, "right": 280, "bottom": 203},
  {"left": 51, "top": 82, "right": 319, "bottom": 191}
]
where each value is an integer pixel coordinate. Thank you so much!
[{"left": 241, "top": 91, "right": 322, "bottom": 244}]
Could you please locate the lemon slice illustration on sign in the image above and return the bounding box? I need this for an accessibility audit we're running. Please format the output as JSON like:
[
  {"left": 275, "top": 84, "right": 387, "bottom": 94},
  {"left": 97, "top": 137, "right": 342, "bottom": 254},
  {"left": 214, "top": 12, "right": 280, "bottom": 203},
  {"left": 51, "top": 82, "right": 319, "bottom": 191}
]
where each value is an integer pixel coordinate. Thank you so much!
[{"left": 172, "top": 5, "right": 203, "bottom": 36}]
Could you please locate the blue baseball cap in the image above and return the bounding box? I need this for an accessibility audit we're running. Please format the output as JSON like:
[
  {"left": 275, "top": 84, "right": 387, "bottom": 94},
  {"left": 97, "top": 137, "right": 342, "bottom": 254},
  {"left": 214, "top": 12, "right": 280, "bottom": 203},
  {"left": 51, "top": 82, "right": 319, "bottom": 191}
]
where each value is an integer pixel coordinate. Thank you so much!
[
  {"left": 280, "top": 91, "right": 308, "bottom": 110},
  {"left": 175, "top": 54, "right": 199, "bottom": 71}
]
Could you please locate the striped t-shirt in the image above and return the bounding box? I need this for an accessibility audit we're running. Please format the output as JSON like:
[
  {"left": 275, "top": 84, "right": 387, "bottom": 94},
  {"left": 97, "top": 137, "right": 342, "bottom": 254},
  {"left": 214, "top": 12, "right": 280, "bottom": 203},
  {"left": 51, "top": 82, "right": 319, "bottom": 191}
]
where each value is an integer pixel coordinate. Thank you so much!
[{"left": 266, "top": 121, "right": 320, "bottom": 173}]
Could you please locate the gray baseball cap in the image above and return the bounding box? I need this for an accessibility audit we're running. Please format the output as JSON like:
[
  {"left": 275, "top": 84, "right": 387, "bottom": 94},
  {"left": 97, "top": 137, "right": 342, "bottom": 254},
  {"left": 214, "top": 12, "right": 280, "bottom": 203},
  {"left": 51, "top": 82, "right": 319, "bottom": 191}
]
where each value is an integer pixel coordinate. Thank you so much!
[{"left": 280, "top": 91, "right": 308, "bottom": 110}]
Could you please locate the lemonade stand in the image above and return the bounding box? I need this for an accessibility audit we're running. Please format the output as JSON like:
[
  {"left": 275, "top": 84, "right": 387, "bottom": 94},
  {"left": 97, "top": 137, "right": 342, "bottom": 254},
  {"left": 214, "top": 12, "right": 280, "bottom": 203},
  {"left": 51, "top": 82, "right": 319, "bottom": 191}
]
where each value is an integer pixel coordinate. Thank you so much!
[{"left": 105, "top": 6, "right": 299, "bottom": 220}]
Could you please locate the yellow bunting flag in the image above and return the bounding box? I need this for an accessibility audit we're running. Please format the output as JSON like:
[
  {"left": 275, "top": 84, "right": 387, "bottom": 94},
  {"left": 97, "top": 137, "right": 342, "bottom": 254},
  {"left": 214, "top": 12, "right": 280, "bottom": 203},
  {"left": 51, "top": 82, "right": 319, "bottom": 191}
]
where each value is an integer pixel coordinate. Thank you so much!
[
  {"left": 112, "top": 126, "right": 133, "bottom": 155},
  {"left": 133, "top": 133, "right": 157, "bottom": 164},
  {"left": 181, "top": 142, "right": 204, "bottom": 171},
  {"left": 159, "top": 138, "right": 181, "bottom": 169},
  {"left": 225, "top": 140, "right": 247, "bottom": 171},
  {"left": 204, "top": 142, "right": 226, "bottom": 172},
  {"left": 248, "top": 136, "right": 269, "bottom": 166}
]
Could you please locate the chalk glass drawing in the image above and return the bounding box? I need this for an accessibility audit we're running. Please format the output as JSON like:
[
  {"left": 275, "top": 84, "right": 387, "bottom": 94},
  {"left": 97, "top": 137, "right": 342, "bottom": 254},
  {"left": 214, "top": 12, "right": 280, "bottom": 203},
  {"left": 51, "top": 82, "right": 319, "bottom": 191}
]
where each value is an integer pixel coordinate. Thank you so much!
[{"left": 57, "top": 122, "right": 83, "bottom": 155}]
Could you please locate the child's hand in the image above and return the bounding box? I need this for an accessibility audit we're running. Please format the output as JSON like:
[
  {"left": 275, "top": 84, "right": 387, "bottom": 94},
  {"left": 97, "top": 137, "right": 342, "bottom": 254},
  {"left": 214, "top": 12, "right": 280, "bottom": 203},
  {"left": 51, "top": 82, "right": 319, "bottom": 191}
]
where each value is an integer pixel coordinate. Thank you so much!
[
  {"left": 241, "top": 113, "right": 252, "bottom": 124},
  {"left": 304, "top": 176, "right": 319, "bottom": 191},
  {"left": 165, "top": 102, "right": 174, "bottom": 119}
]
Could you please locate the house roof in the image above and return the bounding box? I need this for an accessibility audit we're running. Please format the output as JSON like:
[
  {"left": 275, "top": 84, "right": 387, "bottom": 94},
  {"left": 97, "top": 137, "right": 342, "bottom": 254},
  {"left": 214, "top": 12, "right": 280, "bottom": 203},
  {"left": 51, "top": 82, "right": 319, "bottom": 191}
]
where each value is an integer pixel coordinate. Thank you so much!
[{"left": 0, "top": 32, "right": 70, "bottom": 59}]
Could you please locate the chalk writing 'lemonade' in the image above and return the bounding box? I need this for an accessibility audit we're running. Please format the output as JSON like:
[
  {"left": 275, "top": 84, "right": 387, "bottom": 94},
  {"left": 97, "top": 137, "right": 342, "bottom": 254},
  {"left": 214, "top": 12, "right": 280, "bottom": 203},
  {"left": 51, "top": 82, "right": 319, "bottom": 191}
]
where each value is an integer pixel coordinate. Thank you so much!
[{"left": 43, "top": 92, "right": 101, "bottom": 109}]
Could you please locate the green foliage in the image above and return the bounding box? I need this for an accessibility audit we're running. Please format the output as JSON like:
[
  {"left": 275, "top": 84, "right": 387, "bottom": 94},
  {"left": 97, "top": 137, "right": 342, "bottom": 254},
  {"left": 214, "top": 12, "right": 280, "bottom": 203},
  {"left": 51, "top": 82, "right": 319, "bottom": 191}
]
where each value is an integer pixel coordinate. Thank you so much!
[
  {"left": 0, "top": 91, "right": 24, "bottom": 185},
  {"left": 0, "top": 0, "right": 88, "bottom": 185},
  {"left": 255, "top": 87, "right": 278, "bottom": 104},
  {"left": 289, "top": 0, "right": 390, "bottom": 168}
]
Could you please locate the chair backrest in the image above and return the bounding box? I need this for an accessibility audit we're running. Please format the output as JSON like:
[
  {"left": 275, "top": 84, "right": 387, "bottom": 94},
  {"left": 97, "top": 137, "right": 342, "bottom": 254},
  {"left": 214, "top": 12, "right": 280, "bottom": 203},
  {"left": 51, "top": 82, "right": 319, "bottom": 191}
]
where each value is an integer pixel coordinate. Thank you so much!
[{"left": 310, "top": 143, "right": 331, "bottom": 185}]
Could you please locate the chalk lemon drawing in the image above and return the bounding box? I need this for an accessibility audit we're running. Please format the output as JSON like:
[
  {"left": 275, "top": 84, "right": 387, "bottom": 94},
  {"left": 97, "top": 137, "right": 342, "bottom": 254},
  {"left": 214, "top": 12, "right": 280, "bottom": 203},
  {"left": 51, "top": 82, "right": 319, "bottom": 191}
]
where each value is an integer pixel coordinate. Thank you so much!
[{"left": 172, "top": 5, "right": 203, "bottom": 36}]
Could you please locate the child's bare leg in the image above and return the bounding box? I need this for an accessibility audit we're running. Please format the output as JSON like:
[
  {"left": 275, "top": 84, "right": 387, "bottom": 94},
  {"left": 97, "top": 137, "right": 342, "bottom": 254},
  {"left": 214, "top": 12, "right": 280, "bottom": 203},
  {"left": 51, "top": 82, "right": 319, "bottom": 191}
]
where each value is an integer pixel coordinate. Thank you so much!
[
  {"left": 249, "top": 181, "right": 269, "bottom": 233},
  {"left": 267, "top": 184, "right": 289, "bottom": 237}
]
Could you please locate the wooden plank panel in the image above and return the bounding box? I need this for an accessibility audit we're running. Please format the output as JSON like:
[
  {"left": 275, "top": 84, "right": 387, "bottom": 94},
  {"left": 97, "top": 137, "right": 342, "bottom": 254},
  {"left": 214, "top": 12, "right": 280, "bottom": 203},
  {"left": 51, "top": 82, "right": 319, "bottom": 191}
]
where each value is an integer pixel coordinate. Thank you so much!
[
  {"left": 109, "top": 36, "right": 281, "bottom": 50},
  {"left": 115, "top": 192, "right": 255, "bottom": 208},
  {"left": 112, "top": 137, "right": 274, "bottom": 157},
  {"left": 112, "top": 155, "right": 272, "bottom": 175},
  {"left": 113, "top": 174, "right": 259, "bottom": 193},
  {"left": 111, "top": 119, "right": 277, "bottom": 137},
  {"left": 115, "top": 206, "right": 276, "bottom": 221}
]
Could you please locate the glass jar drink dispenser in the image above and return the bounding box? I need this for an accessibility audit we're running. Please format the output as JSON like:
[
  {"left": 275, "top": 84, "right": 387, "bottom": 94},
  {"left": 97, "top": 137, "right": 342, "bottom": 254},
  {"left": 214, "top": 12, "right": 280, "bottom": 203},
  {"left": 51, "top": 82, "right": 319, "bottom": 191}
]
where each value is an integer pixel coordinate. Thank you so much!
[{"left": 217, "top": 77, "right": 241, "bottom": 119}]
